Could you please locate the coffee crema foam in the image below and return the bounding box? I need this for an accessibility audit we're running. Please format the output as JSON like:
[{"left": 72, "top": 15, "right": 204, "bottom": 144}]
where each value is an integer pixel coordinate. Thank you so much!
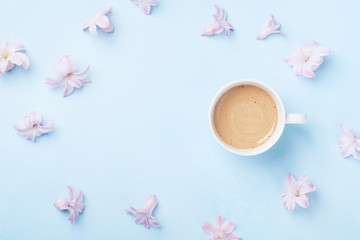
[{"left": 213, "top": 85, "right": 278, "bottom": 149}]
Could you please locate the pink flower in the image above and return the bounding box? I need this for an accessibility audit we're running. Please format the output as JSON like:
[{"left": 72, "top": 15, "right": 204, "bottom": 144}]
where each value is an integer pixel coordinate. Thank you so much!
[
  {"left": 54, "top": 186, "right": 85, "bottom": 223},
  {"left": 83, "top": 6, "right": 114, "bottom": 37},
  {"left": 339, "top": 125, "right": 360, "bottom": 160},
  {"left": 281, "top": 174, "right": 316, "bottom": 210},
  {"left": 131, "top": 0, "right": 159, "bottom": 15},
  {"left": 46, "top": 55, "right": 90, "bottom": 97},
  {"left": 0, "top": 41, "right": 30, "bottom": 76},
  {"left": 126, "top": 195, "right": 160, "bottom": 228},
  {"left": 256, "top": 15, "right": 284, "bottom": 40},
  {"left": 202, "top": 5, "right": 233, "bottom": 36},
  {"left": 202, "top": 215, "right": 241, "bottom": 240},
  {"left": 14, "top": 112, "right": 54, "bottom": 142},
  {"left": 285, "top": 41, "right": 330, "bottom": 78}
]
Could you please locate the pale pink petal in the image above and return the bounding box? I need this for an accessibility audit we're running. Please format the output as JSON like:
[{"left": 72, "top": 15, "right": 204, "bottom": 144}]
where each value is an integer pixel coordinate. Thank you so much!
[
  {"left": 295, "top": 195, "right": 309, "bottom": 208},
  {"left": 6, "top": 53, "right": 23, "bottom": 66},
  {"left": 221, "top": 221, "right": 236, "bottom": 234},
  {"left": 36, "top": 124, "right": 55, "bottom": 135},
  {"left": 256, "top": 14, "right": 284, "bottom": 40},
  {"left": 341, "top": 144, "right": 356, "bottom": 158},
  {"left": 226, "top": 233, "right": 241, "bottom": 240},
  {"left": 299, "top": 182, "right": 316, "bottom": 195},
  {"left": 68, "top": 208, "right": 76, "bottom": 223},
  {"left": 28, "top": 112, "right": 42, "bottom": 125},
  {"left": 54, "top": 197, "right": 70, "bottom": 210},
  {"left": 96, "top": 16, "right": 110, "bottom": 29},
  {"left": 282, "top": 195, "right": 296, "bottom": 210},
  {"left": 54, "top": 56, "right": 77, "bottom": 76},
  {"left": 142, "top": 195, "right": 158, "bottom": 215},
  {"left": 135, "top": 212, "right": 147, "bottom": 224},
  {"left": 202, "top": 222, "right": 216, "bottom": 234},
  {"left": 14, "top": 52, "right": 30, "bottom": 70},
  {"left": 46, "top": 78, "right": 64, "bottom": 88},
  {"left": 101, "top": 21, "right": 114, "bottom": 33},
  {"left": 6, "top": 43, "right": 25, "bottom": 52},
  {"left": 340, "top": 125, "right": 352, "bottom": 138},
  {"left": 296, "top": 175, "right": 309, "bottom": 187},
  {"left": 13, "top": 125, "right": 31, "bottom": 135},
  {"left": 89, "top": 24, "right": 98, "bottom": 37},
  {"left": 63, "top": 82, "right": 75, "bottom": 97},
  {"left": 72, "top": 66, "right": 90, "bottom": 79},
  {"left": 0, "top": 59, "right": 9, "bottom": 75},
  {"left": 68, "top": 186, "right": 75, "bottom": 200},
  {"left": 26, "top": 129, "right": 36, "bottom": 141},
  {"left": 125, "top": 207, "right": 138, "bottom": 216},
  {"left": 6, "top": 61, "right": 14, "bottom": 71},
  {"left": 202, "top": 5, "right": 232, "bottom": 36},
  {"left": 66, "top": 75, "right": 83, "bottom": 88},
  {"left": 148, "top": 218, "right": 160, "bottom": 227},
  {"left": 150, "top": 0, "right": 159, "bottom": 6},
  {"left": 140, "top": 1, "right": 151, "bottom": 15},
  {"left": 216, "top": 215, "right": 223, "bottom": 229},
  {"left": 301, "top": 63, "right": 316, "bottom": 78},
  {"left": 142, "top": 220, "right": 150, "bottom": 228},
  {"left": 285, "top": 174, "right": 297, "bottom": 191}
]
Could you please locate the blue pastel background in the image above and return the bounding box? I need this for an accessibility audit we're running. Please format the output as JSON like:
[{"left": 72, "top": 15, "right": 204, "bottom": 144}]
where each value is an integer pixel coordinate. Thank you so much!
[{"left": 1, "top": 0, "right": 360, "bottom": 239}]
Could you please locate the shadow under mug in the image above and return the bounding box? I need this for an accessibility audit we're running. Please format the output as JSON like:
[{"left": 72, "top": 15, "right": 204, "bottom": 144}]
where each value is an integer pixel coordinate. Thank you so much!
[{"left": 209, "top": 79, "right": 307, "bottom": 156}]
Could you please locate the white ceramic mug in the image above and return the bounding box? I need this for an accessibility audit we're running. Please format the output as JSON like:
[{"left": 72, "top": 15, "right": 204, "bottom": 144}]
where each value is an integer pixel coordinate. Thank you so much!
[{"left": 209, "top": 79, "right": 307, "bottom": 156}]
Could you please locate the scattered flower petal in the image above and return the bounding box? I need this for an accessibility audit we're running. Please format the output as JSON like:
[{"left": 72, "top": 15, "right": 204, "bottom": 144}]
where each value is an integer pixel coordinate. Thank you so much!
[
  {"left": 14, "top": 112, "right": 54, "bottom": 142},
  {"left": 202, "top": 215, "right": 241, "bottom": 240},
  {"left": 339, "top": 125, "right": 360, "bottom": 160},
  {"left": 126, "top": 195, "right": 160, "bottom": 228},
  {"left": 285, "top": 41, "right": 330, "bottom": 78},
  {"left": 131, "top": 0, "right": 159, "bottom": 15},
  {"left": 54, "top": 186, "right": 85, "bottom": 223},
  {"left": 83, "top": 6, "right": 114, "bottom": 37},
  {"left": 202, "top": 5, "right": 233, "bottom": 36},
  {"left": 281, "top": 174, "right": 316, "bottom": 210},
  {"left": 0, "top": 41, "right": 30, "bottom": 76},
  {"left": 256, "top": 15, "right": 284, "bottom": 40},
  {"left": 46, "top": 55, "right": 90, "bottom": 97}
]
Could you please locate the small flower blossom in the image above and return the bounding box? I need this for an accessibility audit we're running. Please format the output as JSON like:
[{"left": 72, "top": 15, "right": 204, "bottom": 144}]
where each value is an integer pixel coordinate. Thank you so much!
[
  {"left": 126, "top": 195, "right": 160, "bottom": 228},
  {"left": 285, "top": 41, "right": 330, "bottom": 78},
  {"left": 46, "top": 55, "right": 90, "bottom": 97},
  {"left": 131, "top": 0, "right": 159, "bottom": 15},
  {"left": 202, "top": 215, "right": 241, "bottom": 240},
  {"left": 83, "top": 6, "right": 114, "bottom": 37},
  {"left": 14, "top": 112, "right": 54, "bottom": 142},
  {"left": 281, "top": 174, "right": 316, "bottom": 210},
  {"left": 202, "top": 5, "right": 233, "bottom": 36},
  {"left": 256, "top": 15, "right": 284, "bottom": 40},
  {"left": 54, "top": 186, "right": 85, "bottom": 223},
  {"left": 339, "top": 125, "right": 360, "bottom": 160},
  {"left": 0, "top": 41, "right": 30, "bottom": 76}
]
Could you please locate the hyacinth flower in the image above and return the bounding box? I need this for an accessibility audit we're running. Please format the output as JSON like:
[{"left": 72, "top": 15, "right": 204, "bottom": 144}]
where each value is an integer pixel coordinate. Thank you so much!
[
  {"left": 83, "top": 6, "right": 114, "bottom": 37},
  {"left": 202, "top": 5, "right": 233, "bottom": 36},
  {"left": 131, "top": 0, "right": 159, "bottom": 15},
  {"left": 256, "top": 14, "right": 284, "bottom": 40},
  {"left": 46, "top": 55, "right": 90, "bottom": 97},
  {"left": 14, "top": 112, "right": 54, "bottom": 142},
  {"left": 202, "top": 215, "right": 241, "bottom": 240},
  {"left": 126, "top": 195, "right": 160, "bottom": 228},
  {"left": 281, "top": 174, "right": 316, "bottom": 210},
  {"left": 339, "top": 125, "right": 360, "bottom": 160},
  {"left": 0, "top": 41, "right": 29, "bottom": 76},
  {"left": 285, "top": 41, "right": 330, "bottom": 78},
  {"left": 54, "top": 186, "right": 85, "bottom": 223}
]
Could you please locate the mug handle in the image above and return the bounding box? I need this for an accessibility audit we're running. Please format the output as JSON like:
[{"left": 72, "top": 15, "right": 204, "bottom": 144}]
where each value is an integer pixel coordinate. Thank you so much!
[{"left": 285, "top": 113, "right": 307, "bottom": 124}]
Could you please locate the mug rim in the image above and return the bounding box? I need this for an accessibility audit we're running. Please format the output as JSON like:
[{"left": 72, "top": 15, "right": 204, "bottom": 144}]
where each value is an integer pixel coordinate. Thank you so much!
[{"left": 209, "top": 79, "right": 286, "bottom": 156}]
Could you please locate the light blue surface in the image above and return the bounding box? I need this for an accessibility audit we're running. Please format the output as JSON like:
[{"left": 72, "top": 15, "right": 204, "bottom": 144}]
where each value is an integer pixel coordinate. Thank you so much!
[{"left": 0, "top": 0, "right": 359, "bottom": 239}]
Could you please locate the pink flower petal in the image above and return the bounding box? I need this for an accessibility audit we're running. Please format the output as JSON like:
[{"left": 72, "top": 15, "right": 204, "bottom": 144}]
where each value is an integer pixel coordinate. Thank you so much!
[
  {"left": 0, "top": 59, "right": 9, "bottom": 75},
  {"left": 285, "top": 42, "right": 329, "bottom": 78},
  {"left": 216, "top": 215, "right": 223, "bottom": 229},
  {"left": 202, "top": 222, "right": 216, "bottom": 234},
  {"left": 54, "top": 55, "right": 77, "bottom": 77},
  {"left": 132, "top": 0, "right": 159, "bottom": 15},
  {"left": 84, "top": 6, "right": 113, "bottom": 36},
  {"left": 226, "top": 233, "right": 241, "bottom": 240},
  {"left": 54, "top": 197, "right": 70, "bottom": 210},
  {"left": 202, "top": 5, "right": 233, "bottom": 36},
  {"left": 295, "top": 195, "right": 309, "bottom": 208},
  {"left": 282, "top": 195, "right": 296, "bottom": 210},
  {"left": 46, "top": 78, "right": 64, "bottom": 88},
  {"left": 299, "top": 182, "right": 316, "bottom": 195},
  {"left": 221, "top": 221, "right": 236, "bottom": 234},
  {"left": 256, "top": 14, "right": 284, "bottom": 40},
  {"left": 142, "top": 195, "right": 158, "bottom": 215},
  {"left": 68, "top": 186, "right": 75, "bottom": 200}
]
